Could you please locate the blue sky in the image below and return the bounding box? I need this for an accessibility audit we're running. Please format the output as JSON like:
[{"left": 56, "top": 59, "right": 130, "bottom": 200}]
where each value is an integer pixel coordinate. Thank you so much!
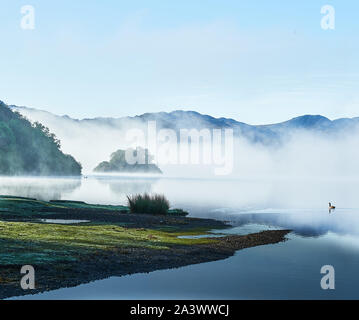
[{"left": 0, "top": 0, "right": 358, "bottom": 124}]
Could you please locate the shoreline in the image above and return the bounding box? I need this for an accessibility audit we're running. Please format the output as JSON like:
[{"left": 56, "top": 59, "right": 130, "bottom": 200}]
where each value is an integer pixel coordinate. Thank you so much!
[
  {"left": 3, "top": 230, "right": 290, "bottom": 300},
  {"left": 0, "top": 196, "right": 291, "bottom": 299}
]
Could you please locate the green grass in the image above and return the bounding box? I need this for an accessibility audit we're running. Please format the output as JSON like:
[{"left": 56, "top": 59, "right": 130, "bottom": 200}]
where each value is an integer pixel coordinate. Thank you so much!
[
  {"left": 0, "top": 195, "right": 129, "bottom": 219},
  {"left": 49, "top": 200, "right": 129, "bottom": 212},
  {"left": 0, "top": 195, "right": 189, "bottom": 220},
  {"left": 127, "top": 193, "right": 170, "bottom": 215},
  {"left": 0, "top": 195, "right": 217, "bottom": 267},
  {"left": 0, "top": 220, "right": 216, "bottom": 266}
]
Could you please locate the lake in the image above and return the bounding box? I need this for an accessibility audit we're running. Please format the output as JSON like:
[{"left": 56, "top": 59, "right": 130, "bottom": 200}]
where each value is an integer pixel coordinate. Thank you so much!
[{"left": 1, "top": 175, "right": 359, "bottom": 300}]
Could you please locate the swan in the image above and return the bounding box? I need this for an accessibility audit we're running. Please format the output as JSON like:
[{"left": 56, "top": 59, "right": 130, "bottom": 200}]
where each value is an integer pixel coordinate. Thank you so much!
[{"left": 329, "top": 202, "right": 336, "bottom": 210}]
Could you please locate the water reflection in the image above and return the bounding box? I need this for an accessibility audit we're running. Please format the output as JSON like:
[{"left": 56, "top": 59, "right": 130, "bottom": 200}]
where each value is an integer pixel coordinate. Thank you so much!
[
  {"left": 205, "top": 208, "right": 359, "bottom": 238},
  {"left": 95, "top": 175, "right": 159, "bottom": 197},
  {"left": 0, "top": 177, "right": 81, "bottom": 201}
]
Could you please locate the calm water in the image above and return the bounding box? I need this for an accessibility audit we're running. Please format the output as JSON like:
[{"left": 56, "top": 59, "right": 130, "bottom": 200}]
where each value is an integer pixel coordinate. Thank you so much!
[{"left": 1, "top": 175, "right": 359, "bottom": 300}]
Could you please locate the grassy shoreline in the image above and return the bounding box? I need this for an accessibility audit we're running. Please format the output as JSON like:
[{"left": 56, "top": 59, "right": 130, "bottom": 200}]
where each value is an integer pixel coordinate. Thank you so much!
[{"left": 0, "top": 196, "right": 290, "bottom": 299}]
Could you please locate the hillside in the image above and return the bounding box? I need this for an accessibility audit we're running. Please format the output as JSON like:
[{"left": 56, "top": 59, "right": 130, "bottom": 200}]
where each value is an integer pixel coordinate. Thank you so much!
[{"left": 0, "top": 101, "right": 82, "bottom": 176}]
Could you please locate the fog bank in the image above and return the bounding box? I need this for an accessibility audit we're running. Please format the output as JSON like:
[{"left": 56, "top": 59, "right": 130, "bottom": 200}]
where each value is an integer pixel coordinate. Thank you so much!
[{"left": 14, "top": 107, "right": 359, "bottom": 179}]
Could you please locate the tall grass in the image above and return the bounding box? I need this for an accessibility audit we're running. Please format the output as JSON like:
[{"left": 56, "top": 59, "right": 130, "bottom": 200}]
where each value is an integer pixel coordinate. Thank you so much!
[{"left": 126, "top": 193, "right": 170, "bottom": 215}]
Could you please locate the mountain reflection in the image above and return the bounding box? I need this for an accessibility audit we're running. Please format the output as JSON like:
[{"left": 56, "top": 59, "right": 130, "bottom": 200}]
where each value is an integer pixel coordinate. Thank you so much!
[{"left": 228, "top": 211, "right": 359, "bottom": 238}]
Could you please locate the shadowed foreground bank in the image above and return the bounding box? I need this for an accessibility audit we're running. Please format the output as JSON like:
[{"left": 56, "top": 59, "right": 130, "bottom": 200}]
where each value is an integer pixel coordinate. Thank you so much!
[{"left": 0, "top": 196, "right": 290, "bottom": 299}]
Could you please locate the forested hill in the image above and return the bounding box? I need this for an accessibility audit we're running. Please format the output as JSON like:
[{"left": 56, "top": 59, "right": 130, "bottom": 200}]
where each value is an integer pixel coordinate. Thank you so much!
[
  {"left": 94, "top": 148, "right": 162, "bottom": 174},
  {"left": 0, "top": 101, "right": 82, "bottom": 176}
]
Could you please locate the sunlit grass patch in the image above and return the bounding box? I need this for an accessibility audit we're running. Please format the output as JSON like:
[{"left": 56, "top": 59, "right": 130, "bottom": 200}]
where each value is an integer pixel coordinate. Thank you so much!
[{"left": 0, "top": 220, "right": 214, "bottom": 254}]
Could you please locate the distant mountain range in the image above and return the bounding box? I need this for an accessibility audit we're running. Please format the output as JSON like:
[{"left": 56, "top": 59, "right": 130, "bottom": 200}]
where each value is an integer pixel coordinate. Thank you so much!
[
  {"left": 10, "top": 104, "right": 359, "bottom": 145},
  {"left": 5, "top": 102, "right": 359, "bottom": 175}
]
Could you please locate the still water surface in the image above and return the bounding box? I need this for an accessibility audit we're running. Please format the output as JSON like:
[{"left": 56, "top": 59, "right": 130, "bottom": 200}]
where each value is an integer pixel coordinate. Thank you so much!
[{"left": 1, "top": 175, "right": 358, "bottom": 299}]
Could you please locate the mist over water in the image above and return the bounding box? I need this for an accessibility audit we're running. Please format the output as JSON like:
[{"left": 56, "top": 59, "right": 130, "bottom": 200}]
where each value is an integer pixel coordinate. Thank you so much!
[
  {"left": 5, "top": 175, "right": 359, "bottom": 300},
  {"left": 0, "top": 177, "right": 81, "bottom": 201},
  {"left": 1, "top": 175, "right": 358, "bottom": 237}
]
